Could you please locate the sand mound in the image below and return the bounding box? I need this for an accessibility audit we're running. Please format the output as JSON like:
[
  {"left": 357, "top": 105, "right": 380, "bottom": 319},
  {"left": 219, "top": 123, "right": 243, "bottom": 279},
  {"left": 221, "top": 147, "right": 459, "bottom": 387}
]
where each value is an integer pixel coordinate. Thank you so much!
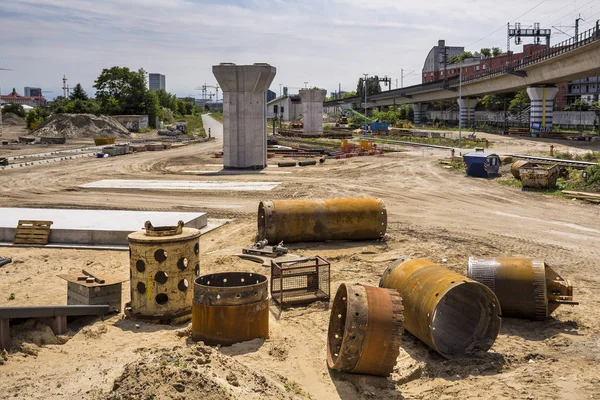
[
  {"left": 32, "top": 113, "right": 131, "bottom": 138},
  {"left": 2, "top": 112, "right": 25, "bottom": 126},
  {"left": 103, "top": 343, "right": 308, "bottom": 400}
]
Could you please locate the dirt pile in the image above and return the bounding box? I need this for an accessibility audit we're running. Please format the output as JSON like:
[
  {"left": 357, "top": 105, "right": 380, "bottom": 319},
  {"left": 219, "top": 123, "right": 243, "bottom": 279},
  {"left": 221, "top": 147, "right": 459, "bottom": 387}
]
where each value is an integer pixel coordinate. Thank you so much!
[
  {"left": 103, "top": 343, "right": 309, "bottom": 400},
  {"left": 2, "top": 112, "right": 25, "bottom": 126},
  {"left": 32, "top": 113, "right": 131, "bottom": 138}
]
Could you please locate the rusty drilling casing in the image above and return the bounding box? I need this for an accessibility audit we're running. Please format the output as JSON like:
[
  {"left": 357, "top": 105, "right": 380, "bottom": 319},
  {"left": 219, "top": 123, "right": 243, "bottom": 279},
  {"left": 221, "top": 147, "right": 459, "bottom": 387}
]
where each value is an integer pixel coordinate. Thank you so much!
[
  {"left": 192, "top": 272, "right": 269, "bottom": 345},
  {"left": 467, "top": 257, "right": 578, "bottom": 320},
  {"left": 327, "top": 284, "right": 404, "bottom": 377},
  {"left": 257, "top": 198, "right": 387, "bottom": 243},
  {"left": 511, "top": 160, "right": 529, "bottom": 180},
  {"left": 379, "top": 258, "right": 501, "bottom": 359}
]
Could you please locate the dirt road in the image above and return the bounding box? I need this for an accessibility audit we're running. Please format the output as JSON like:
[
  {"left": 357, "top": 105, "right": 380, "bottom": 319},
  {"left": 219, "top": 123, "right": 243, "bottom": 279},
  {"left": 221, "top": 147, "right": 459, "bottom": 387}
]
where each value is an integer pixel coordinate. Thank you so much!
[{"left": 1, "top": 126, "right": 599, "bottom": 399}]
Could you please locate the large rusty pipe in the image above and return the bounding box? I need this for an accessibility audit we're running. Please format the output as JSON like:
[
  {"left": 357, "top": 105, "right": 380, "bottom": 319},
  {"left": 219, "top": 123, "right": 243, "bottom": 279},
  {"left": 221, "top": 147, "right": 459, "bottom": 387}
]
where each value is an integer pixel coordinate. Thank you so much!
[
  {"left": 511, "top": 160, "right": 529, "bottom": 180},
  {"left": 192, "top": 272, "right": 269, "bottom": 345},
  {"left": 327, "top": 284, "right": 404, "bottom": 377},
  {"left": 467, "top": 257, "right": 578, "bottom": 320},
  {"left": 380, "top": 258, "right": 501, "bottom": 359},
  {"left": 257, "top": 198, "right": 387, "bottom": 243}
]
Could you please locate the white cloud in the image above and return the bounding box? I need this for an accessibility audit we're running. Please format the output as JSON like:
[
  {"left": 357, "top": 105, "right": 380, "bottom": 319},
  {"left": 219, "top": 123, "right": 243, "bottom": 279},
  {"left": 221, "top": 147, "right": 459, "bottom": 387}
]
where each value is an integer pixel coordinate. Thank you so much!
[{"left": 0, "top": 0, "right": 589, "bottom": 98}]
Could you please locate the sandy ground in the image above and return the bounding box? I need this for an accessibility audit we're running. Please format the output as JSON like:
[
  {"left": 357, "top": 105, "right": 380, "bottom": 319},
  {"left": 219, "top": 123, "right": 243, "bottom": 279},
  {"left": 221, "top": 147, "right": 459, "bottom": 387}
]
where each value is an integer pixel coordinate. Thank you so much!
[{"left": 1, "top": 116, "right": 600, "bottom": 399}]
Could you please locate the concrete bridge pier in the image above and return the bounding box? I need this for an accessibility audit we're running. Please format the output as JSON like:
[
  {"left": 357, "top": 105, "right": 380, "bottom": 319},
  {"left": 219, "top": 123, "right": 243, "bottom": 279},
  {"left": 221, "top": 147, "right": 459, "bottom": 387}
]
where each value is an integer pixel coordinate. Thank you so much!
[
  {"left": 299, "top": 88, "right": 327, "bottom": 136},
  {"left": 457, "top": 98, "right": 478, "bottom": 128},
  {"left": 526, "top": 86, "right": 559, "bottom": 134},
  {"left": 413, "top": 103, "right": 429, "bottom": 125},
  {"left": 212, "top": 63, "right": 276, "bottom": 169}
]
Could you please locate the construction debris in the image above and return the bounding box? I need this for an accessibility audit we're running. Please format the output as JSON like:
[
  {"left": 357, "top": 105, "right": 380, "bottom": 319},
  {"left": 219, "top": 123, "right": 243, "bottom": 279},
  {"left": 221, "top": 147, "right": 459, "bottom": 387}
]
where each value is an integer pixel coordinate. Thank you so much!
[
  {"left": 242, "top": 240, "right": 288, "bottom": 257},
  {"left": 58, "top": 270, "right": 126, "bottom": 313},
  {"left": 380, "top": 257, "right": 501, "bottom": 359},
  {"left": 468, "top": 257, "right": 578, "bottom": 320},
  {"left": 125, "top": 220, "right": 201, "bottom": 324},
  {"left": 561, "top": 190, "right": 600, "bottom": 203},
  {"left": 271, "top": 256, "right": 330, "bottom": 308},
  {"left": 511, "top": 160, "right": 530, "bottom": 180},
  {"left": 192, "top": 272, "right": 269, "bottom": 345},
  {"left": 327, "top": 283, "right": 403, "bottom": 377},
  {"left": 257, "top": 198, "right": 387, "bottom": 243},
  {"left": 520, "top": 164, "right": 560, "bottom": 189}
]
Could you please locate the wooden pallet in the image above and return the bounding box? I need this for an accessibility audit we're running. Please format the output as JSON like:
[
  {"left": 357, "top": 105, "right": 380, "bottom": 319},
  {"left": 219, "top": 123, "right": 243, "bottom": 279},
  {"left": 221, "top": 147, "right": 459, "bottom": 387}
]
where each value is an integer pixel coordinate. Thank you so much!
[{"left": 14, "top": 220, "right": 53, "bottom": 245}]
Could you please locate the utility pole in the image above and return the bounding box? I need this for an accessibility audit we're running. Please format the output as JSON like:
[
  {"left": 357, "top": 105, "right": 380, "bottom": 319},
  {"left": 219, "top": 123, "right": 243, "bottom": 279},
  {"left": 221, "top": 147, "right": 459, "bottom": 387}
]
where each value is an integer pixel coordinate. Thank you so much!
[
  {"left": 575, "top": 14, "right": 584, "bottom": 42},
  {"left": 363, "top": 73, "right": 368, "bottom": 120},
  {"left": 338, "top": 83, "right": 341, "bottom": 99},
  {"left": 401, "top": 69, "right": 415, "bottom": 89}
]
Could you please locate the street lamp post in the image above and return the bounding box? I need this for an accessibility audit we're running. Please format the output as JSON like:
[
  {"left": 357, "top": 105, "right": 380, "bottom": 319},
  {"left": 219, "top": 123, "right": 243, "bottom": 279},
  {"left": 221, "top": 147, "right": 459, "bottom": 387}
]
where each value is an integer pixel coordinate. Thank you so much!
[
  {"left": 458, "top": 63, "right": 463, "bottom": 149},
  {"left": 363, "top": 73, "right": 368, "bottom": 121}
]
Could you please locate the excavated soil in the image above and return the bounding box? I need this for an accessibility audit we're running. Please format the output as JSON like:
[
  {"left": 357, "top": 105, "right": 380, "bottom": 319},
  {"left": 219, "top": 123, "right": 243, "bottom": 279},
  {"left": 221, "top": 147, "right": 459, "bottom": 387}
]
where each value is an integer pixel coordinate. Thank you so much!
[
  {"left": 2, "top": 113, "right": 25, "bottom": 126},
  {"left": 32, "top": 113, "right": 131, "bottom": 138},
  {"left": 0, "top": 118, "right": 599, "bottom": 399}
]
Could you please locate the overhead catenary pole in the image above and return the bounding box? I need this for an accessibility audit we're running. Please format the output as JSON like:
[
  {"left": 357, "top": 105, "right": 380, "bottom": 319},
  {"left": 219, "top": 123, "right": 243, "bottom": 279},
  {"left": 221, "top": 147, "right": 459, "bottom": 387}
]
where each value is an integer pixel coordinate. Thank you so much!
[{"left": 363, "top": 73, "right": 368, "bottom": 119}]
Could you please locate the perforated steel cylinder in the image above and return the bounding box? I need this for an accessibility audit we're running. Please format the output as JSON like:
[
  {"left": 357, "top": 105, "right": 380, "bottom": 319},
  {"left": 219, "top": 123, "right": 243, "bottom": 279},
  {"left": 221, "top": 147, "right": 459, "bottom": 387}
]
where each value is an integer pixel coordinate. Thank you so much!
[
  {"left": 327, "top": 284, "right": 404, "bottom": 377},
  {"left": 192, "top": 272, "right": 269, "bottom": 345},
  {"left": 257, "top": 198, "right": 387, "bottom": 243},
  {"left": 127, "top": 228, "right": 201, "bottom": 321},
  {"left": 468, "top": 257, "right": 577, "bottom": 320},
  {"left": 380, "top": 258, "right": 501, "bottom": 359}
]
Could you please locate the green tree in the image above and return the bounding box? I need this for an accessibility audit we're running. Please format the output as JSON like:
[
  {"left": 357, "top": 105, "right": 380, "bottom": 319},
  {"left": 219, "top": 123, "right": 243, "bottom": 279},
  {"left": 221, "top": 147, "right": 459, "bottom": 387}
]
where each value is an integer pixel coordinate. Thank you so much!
[
  {"left": 142, "top": 90, "right": 160, "bottom": 127},
  {"left": 572, "top": 98, "right": 590, "bottom": 111},
  {"left": 492, "top": 47, "right": 502, "bottom": 57},
  {"left": 69, "top": 83, "right": 88, "bottom": 101},
  {"left": 1, "top": 103, "right": 25, "bottom": 117},
  {"left": 341, "top": 91, "right": 357, "bottom": 99},
  {"left": 480, "top": 94, "right": 503, "bottom": 111},
  {"left": 356, "top": 76, "right": 381, "bottom": 98},
  {"left": 480, "top": 48, "right": 491, "bottom": 58},
  {"left": 509, "top": 89, "right": 530, "bottom": 110},
  {"left": 458, "top": 51, "right": 474, "bottom": 61},
  {"left": 448, "top": 54, "right": 460, "bottom": 64}
]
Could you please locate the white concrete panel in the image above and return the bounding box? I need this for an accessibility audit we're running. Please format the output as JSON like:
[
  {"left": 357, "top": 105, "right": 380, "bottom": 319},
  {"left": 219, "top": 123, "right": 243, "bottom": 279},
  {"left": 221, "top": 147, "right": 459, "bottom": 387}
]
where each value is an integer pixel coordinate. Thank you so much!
[
  {"left": 0, "top": 208, "right": 208, "bottom": 245},
  {"left": 81, "top": 179, "right": 281, "bottom": 191}
]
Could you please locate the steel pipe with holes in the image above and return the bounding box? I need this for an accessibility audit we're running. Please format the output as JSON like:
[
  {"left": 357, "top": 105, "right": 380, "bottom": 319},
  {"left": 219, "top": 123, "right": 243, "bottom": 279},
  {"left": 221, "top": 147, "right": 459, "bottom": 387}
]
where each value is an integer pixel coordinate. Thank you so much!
[
  {"left": 257, "top": 198, "right": 387, "bottom": 243},
  {"left": 380, "top": 258, "right": 501, "bottom": 359},
  {"left": 327, "top": 283, "right": 404, "bottom": 377},
  {"left": 192, "top": 272, "right": 269, "bottom": 345},
  {"left": 468, "top": 257, "right": 578, "bottom": 320}
]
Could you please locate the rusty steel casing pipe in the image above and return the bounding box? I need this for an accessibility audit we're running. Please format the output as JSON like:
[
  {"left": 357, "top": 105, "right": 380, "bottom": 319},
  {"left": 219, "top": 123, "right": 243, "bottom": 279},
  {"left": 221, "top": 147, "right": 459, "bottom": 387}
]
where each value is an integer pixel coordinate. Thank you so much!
[
  {"left": 192, "top": 272, "right": 269, "bottom": 345},
  {"left": 327, "top": 283, "right": 404, "bottom": 377},
  {"left": 257, "top": 198, "right": 387, "bottom": 243},
  {"left": 379, "top": 258, "right": 501, "bottom": 359},
  {"left": 511, "top": 160, "right": 529, "bottom": 180},
  {"left": 467, "top": 257, "right": 578, "bottom": 320}
]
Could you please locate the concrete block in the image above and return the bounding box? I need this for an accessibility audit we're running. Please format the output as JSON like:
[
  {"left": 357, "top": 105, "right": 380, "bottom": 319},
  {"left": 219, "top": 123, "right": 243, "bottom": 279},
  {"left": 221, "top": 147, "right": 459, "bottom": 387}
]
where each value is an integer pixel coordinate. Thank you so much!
[
  {"left": 213, "top": 63, "right": 276, "bottom": 169},
  {"left": 299, "top": 89, "right": 327, "bottom": 136}
]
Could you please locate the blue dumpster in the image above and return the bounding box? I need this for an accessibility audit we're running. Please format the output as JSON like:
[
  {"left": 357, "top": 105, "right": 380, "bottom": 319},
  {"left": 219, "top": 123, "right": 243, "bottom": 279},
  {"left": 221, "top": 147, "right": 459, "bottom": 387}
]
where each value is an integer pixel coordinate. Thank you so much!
[{"left": 463, "top": 152, "right": 501, "bottom": 178}]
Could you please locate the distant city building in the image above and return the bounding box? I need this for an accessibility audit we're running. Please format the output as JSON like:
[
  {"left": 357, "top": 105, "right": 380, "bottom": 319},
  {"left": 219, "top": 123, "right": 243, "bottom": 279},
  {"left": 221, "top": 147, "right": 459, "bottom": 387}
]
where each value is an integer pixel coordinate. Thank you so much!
[
  {"left": 1, "top": 89, "right": 46, "bottom": 107},
  {"left": 566, "top": 76, "right": 599, "bottom": 106},
  {"left": 149, "top": 73, "right": 166, "bottom": 91},
  {"left": 24, "top": 87, "right": 42, "bottom": 97},
  {"left": 267, "top": 90, "right": 276, "bottom": 103}
]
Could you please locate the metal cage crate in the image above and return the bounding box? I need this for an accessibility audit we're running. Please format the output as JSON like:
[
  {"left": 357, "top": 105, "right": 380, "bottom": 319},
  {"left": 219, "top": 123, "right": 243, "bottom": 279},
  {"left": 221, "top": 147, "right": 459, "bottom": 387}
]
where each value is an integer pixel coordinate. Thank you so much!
[{"left": 271, "top": 256, "right": 330, "bottom": 308}]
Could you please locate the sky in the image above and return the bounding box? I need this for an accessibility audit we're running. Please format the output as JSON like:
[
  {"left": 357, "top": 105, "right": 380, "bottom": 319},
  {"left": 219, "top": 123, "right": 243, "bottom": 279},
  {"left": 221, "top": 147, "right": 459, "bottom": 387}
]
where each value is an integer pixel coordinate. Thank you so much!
[{"left": 1, "top": 0, "right": 598, "bottom": 100}]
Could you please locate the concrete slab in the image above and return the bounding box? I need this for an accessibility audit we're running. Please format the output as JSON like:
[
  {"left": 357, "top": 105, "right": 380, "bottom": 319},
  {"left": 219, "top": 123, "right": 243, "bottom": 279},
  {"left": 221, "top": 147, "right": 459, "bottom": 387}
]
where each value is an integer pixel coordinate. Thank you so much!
[
  {"left": 81, "top": 179, "right": 282, "bottom": 191},
  {"left": 183, "top": 170, "right": 291, "bottom": 175},
  {"left": 0, "top": 208, "right": 208, "bottom": 246}
]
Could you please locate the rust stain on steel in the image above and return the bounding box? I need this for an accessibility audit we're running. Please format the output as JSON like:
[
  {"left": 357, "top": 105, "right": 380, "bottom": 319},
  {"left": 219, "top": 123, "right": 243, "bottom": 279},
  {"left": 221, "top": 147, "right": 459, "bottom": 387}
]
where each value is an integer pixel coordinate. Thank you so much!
[
  {"left": 257, "top": 198, "right": 387, "bottom": 243},
  {"left": 468, "top": 257, "right": 578, "bottom": 320},
  {"left": 192, "top": 272, "right": 269, "bottom": 345},
  {"left": 380, "top": 258, "right": 501, "bottom": 359},
  {"left": 327, "top": 283, "right": 403, "bottom": 377}
]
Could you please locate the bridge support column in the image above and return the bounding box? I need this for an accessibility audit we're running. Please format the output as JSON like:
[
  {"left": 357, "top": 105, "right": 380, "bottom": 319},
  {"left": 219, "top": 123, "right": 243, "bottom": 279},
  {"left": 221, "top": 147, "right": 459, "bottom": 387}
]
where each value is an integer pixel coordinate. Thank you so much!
[
  {"left": 299, "top": 88, "right": 327, "bottom": 136},
  {"left": 457, "top": 98, "right": 478, "bottom": 128},
  {"left": 527, "top": 86, "right": 558, "bottom": 134},
  {"left": 412, "top": 103, "right": 428, "bottom": 125},
  {"left": 212, "top": 63, "right": 276, "bottom": 169}
]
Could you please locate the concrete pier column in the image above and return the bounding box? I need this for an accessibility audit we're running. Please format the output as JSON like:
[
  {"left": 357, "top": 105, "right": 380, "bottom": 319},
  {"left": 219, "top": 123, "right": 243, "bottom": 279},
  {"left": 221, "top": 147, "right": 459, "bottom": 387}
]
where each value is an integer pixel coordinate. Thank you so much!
[
  {"left": 212, "top": 63, "right": 276, "bottom": 169},
  {"left": 526, "top": 86, "right": 559, "bottom": 134},
  {"left": 299, "top": 89, "right": 327, "bottom": 136},
  {"left": 412, "top": 103, "right": 428, "bottom": 125},
  {"left": 457, "top": 98, "right": 478, "bottom": 128}
]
